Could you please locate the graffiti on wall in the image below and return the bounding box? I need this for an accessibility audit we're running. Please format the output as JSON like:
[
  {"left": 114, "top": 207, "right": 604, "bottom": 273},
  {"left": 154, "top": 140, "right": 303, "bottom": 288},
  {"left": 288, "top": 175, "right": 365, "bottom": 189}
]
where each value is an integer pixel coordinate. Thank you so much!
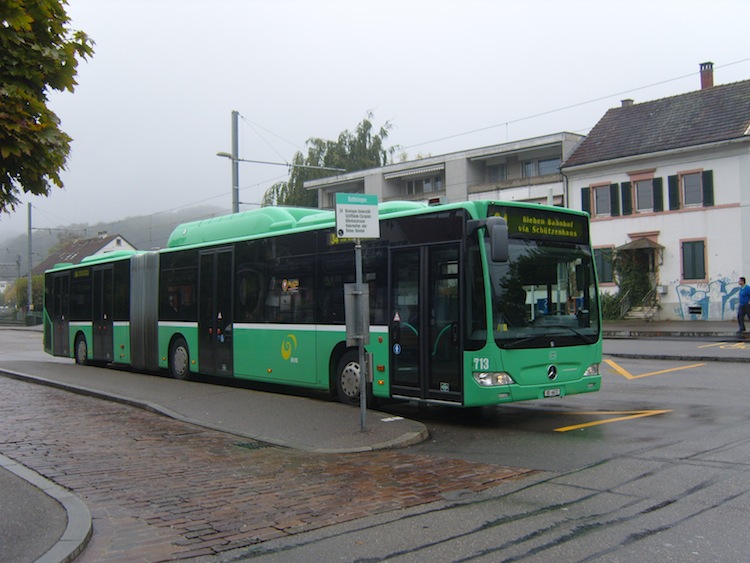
[{"left": 674, "top": 277, "right": 743, "bottom": 320}]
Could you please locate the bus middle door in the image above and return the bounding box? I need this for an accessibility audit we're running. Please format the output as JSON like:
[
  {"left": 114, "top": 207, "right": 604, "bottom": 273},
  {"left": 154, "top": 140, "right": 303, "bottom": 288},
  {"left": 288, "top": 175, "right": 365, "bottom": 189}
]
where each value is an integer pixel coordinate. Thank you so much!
[
  {"left": 92, "top": 265, "right": 114, "bottom": 363},
  {"left": 389, "top": 244, "right": 462, "bottom": 403},
  {"left": 198, "top": 248, "right": 234, "bottom": 376}
]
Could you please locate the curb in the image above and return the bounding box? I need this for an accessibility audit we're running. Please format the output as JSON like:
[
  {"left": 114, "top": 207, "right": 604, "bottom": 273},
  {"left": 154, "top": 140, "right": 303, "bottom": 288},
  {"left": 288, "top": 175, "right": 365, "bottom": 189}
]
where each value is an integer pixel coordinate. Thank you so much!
[
  {"left": 606, "top": 351, "right": 750, "bottom": 364},
  {"left": 0, "top": 453, "right": 92, "bottom": 563},
  {"left": 0, "top": 368, "right": 429, "bottom": 454}
]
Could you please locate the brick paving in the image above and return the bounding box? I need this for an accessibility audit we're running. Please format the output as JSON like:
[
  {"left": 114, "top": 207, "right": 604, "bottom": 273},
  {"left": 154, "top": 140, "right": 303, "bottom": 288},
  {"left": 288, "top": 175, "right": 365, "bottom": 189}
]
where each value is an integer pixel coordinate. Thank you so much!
[{"left": 0, "top": 377, "right": 531, "bottom": 561}]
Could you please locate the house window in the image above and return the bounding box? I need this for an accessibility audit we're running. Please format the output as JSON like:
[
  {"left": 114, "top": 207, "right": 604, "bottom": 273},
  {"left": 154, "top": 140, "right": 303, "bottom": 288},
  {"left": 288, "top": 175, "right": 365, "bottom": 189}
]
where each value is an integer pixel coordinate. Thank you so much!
[
  {"left": 594, "top": 248, "right": 614, "bottom": 284},
  {"left": 488, "top": 164, "right": 506, "bottom": 183},
  {"left": 538, "top": 157, "right": 561, "bottom": 176},
  {"left": 682, "top": 240, "right": 706, "bottom": 281},
  {"left": 682, "top": 173, "right": 702, "bottom": 206},
  {"left": 635, "top": 179, "right": 653, "bottom": 211},
  {"left": 594, "top": 186, "right": 611, "bottom": 216},
  {"left": 522, "top": 157, "right": 561, "bottom": 178},
  {"left": 406, "top": 176, "right": 444, "bottom": 196}
]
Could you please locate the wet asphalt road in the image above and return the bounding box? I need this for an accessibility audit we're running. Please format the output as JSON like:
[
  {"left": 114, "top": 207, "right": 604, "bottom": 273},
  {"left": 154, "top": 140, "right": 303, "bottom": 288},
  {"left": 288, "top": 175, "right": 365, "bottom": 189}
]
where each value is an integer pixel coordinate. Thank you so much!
[{"left": 2, "top": 329, "right": 750, "bottom": 561}]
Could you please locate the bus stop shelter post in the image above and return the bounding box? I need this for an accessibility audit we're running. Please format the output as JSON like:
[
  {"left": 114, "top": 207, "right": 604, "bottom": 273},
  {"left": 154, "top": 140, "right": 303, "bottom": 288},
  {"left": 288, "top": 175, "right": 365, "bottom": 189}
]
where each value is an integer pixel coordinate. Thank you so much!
[{"left": 355, "top": 238, "right": 367, "bottom": 432}]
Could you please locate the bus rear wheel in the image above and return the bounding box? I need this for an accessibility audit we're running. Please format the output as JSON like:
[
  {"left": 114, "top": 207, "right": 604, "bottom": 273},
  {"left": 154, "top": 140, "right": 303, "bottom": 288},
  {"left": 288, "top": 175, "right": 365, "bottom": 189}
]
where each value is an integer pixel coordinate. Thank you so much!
[
  {"left": 170, "top": 337, "right": 190, "bottom": 380},
  {"left": 74, "top": 334, "right": 88, "bottom": 365}
]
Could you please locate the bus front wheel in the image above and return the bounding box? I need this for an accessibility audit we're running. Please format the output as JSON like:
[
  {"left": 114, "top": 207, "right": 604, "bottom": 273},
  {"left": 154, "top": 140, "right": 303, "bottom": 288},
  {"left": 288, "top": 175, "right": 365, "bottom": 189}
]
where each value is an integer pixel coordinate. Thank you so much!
[
  {"left": 335, "top": 351, "right": 361, "bottom": 405},
  {"left": 74, "top": 334, "right": 88, "bottom": 365},
  {"left": 170, "top": 337, "right": 190, "bottom": 380}
]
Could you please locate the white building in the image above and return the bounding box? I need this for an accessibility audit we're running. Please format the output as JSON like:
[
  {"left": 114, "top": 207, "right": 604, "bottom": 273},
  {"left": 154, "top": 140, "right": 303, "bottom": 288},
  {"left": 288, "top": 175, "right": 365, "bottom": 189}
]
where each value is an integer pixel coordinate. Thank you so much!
[
  {"left": 563, "top": 63, "right": 750, "bottom": 321},
  {"left": 306, "top": 63, "right": 750, "bottom": 322},
  {"left": 306, "top": 132, "right": 584, "bottom": 210}
]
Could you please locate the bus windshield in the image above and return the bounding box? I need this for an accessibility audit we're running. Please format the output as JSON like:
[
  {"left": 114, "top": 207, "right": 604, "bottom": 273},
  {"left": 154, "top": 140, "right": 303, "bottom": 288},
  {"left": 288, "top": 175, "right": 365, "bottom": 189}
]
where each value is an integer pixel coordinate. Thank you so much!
[{"left": 488, "top": 238, "right": 599, "bottom": 349}]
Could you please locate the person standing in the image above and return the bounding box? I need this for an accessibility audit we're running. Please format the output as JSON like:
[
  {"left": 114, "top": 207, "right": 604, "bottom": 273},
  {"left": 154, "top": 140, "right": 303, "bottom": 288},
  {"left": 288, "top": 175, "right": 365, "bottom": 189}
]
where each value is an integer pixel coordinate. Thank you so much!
[{"left": 737, "top": 277, "right": 750, "bottom": 333}]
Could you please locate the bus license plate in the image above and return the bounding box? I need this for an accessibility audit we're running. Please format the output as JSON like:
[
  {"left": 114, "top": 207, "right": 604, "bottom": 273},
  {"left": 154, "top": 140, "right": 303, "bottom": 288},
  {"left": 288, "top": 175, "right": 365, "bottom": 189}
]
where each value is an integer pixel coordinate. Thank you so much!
[{"left": 544, "top": 388, "right": 561, "bottom": 398}]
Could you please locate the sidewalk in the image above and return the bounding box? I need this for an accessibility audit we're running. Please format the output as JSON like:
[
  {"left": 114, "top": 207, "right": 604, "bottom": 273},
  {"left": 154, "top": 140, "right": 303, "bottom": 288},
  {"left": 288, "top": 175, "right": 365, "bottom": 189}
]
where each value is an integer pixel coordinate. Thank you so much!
[
  {"left": 603, "top": 318, "right": 741, "bottom": 339},
  {"left": 0, "top": 320, "right": 746, "bottom": 561}
]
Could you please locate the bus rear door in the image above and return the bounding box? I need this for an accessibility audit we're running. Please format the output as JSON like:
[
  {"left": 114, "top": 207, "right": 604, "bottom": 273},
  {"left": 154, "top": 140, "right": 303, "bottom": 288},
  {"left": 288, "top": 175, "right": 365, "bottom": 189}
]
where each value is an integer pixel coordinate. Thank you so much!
[
  {"left": 389, "top": 244, "right": 462, "bottom": 403},
  {"left": 51, "top": 273, "right": 70, "bottom": 357}
]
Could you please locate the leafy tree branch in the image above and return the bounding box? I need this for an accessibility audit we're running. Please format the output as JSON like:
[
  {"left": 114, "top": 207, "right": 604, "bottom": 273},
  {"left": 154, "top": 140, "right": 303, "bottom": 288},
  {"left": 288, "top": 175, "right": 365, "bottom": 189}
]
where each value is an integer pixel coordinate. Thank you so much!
[{"left": 0, "top": 0, "right": 94, "bottom": 213}]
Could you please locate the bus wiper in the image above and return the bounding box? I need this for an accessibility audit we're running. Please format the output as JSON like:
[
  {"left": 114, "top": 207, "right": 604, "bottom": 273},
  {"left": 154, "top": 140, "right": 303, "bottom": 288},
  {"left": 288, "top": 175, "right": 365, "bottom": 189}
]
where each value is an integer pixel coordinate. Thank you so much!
[
  {"left": 501, "top": 335, "right": 541, "bottom": 349},
  {"left": 537, "top": 324, "right": 594, "bottom": 342}
]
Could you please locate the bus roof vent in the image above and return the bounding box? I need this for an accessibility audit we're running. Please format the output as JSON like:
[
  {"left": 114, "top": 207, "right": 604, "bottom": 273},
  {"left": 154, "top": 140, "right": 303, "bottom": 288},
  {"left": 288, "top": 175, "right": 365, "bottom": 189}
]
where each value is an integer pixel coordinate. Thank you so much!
[
  {"left": 378, "top": 201, "right": 427, "bottom": 216},
  {"left": 79, "top": 250, "right": 139, "bottom": 264},
  {"left": 167, "top": 206, "right": 330, "bottom": 248}
]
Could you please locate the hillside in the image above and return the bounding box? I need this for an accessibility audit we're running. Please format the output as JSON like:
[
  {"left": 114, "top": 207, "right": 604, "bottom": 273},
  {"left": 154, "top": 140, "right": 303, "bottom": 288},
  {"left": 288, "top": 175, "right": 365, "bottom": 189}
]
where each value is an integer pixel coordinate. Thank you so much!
[{"left": 0, "top": 206, "right": 225, "bottom": 281}]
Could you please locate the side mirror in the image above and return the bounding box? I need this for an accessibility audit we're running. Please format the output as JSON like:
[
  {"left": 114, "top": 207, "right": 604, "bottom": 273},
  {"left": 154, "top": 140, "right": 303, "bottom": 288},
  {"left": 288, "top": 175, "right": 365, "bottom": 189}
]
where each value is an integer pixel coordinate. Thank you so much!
[{"left": 487, "top": 216, "right": 508, "bottom": 262}]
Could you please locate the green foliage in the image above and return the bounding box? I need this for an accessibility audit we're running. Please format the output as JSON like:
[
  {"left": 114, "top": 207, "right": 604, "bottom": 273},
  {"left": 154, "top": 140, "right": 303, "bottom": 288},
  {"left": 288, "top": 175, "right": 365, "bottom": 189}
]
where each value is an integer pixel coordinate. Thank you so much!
[
  {"left": 598, "top": 250, "right": 655, "bottom": 320},
  {"left": 6, "top": 275, "right": 44, "bottom": 311},
  {"left": 599, "top": 292, "right": 622, "bottom": 320},
  {"left": 263, "top": 112, "right": 395, "bottom": 207},
  {"left": 613, "top": 251, "right": 651, "bottom": 304},
  {"left": 0, "top": 0, "right": 94, "bottom": 213}
]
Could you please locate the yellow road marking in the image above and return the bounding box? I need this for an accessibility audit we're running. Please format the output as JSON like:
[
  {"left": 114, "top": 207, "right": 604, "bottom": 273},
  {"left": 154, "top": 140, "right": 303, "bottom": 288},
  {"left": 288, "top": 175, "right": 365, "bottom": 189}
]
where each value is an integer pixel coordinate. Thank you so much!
[
  {"left": 604, "top": 358, "right": 705, "bottom": 379},
  {"left": 554, "top": 409, "right": 672, "bottom": 432},
  {"left": 705, "top": 341, "right": 750, "bottom": 350}
]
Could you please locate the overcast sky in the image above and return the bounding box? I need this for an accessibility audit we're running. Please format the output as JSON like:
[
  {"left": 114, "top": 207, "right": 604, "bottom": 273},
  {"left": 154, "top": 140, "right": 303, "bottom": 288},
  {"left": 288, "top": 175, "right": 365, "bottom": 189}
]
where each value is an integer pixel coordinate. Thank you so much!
[{"left": 2, "top": 0, "right": 749, "bottom": 243}]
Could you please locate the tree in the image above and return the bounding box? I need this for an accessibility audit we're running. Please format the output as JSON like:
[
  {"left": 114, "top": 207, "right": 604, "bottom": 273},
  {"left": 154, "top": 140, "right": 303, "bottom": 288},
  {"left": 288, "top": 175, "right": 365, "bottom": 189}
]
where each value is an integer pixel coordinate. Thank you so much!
[
  {"left": 0, "top": 0, "right": 94, "bottom": 214},
  {"left": 5, "top": 274, "right": 44, "bottom": 313},
  {"left": 262, "top": 112, "right": 395, "bottom": 207}
]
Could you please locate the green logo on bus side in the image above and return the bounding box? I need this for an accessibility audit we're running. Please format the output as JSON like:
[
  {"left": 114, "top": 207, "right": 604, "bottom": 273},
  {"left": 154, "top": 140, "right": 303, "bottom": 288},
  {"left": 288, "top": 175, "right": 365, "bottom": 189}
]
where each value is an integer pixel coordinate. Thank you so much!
[{"left": 281, "top": 334, "right": 298, "bottom": 362}]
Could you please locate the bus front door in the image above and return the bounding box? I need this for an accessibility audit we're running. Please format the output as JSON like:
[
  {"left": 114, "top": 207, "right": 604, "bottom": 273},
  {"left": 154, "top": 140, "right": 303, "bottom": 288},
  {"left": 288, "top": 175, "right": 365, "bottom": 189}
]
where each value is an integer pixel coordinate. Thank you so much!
[
  {"left": 390, "top": 244, "right": 462, "bottom": 403},
  {"left": 92, "top": 265, "right": 114, "bottom": 363},
  {"left": 198, "top": 248, "right": 234, "bottom": 376}
]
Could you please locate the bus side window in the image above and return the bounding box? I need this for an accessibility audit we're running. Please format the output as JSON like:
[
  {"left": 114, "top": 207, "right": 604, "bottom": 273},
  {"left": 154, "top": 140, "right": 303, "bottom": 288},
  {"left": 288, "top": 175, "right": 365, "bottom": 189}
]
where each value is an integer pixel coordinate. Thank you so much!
[{"left": 237, "top": 268, "right": 264, "bottom": 322}]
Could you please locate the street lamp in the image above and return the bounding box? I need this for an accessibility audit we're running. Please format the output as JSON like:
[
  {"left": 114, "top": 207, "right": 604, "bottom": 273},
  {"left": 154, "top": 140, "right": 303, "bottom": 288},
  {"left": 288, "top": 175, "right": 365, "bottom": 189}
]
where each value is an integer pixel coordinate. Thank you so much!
[
  {"left": 216, "top": 151, "right": 347, "bottom": 212},
  {"left": 217, "top": 111, "right": 346, "bottom": 213}
]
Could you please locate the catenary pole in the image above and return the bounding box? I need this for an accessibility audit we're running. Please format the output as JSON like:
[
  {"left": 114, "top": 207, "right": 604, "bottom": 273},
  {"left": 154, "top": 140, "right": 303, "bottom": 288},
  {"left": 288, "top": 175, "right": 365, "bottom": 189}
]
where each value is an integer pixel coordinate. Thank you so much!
[{"left": 231, "top": 110, "right": 239, "bottom": 213}]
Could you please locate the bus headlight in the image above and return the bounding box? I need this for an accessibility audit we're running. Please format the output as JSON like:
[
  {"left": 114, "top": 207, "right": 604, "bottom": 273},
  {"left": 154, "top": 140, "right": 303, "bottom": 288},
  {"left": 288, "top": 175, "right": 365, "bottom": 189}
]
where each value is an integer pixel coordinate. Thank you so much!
[
  {"left": 473, "top": 371, "right": 515, "bottom": 387},
  {"left": 583, "top": 363, "right": 600, "bottom": 376}
]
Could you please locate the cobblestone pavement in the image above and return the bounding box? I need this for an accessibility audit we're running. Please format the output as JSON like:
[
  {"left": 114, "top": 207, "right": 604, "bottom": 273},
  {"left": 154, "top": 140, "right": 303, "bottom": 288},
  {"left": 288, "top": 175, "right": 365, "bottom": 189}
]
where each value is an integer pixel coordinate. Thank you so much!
[{"left": 0, "top": 377, "right": 531, "bottom": 561}]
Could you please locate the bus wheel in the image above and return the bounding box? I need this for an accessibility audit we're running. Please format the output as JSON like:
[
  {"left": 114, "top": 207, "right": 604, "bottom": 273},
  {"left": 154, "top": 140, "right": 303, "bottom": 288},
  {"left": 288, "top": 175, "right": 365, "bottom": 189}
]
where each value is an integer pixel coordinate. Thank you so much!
[
  {"left": 74, "top": 335, "right": 88, "bottom": 365},
  {"left": 335, "top": 351, "right": 361, "bottom": 405},
  {"left": 170, "top": 337, "right": 190, "bottom": 380}
]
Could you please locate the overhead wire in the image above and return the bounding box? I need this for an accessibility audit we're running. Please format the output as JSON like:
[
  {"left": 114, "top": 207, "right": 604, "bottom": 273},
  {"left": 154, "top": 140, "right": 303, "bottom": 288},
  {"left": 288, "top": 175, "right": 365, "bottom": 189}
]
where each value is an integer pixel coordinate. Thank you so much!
[{"left": 403, "top": 57, "right": 750, "bottom": 150}]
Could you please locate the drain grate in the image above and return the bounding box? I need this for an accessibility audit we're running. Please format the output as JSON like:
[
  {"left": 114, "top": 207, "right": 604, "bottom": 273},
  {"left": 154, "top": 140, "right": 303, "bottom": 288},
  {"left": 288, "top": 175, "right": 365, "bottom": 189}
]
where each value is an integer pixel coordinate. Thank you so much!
[{"left": 234, "top": 441, "right": 272, "bottom": 451}]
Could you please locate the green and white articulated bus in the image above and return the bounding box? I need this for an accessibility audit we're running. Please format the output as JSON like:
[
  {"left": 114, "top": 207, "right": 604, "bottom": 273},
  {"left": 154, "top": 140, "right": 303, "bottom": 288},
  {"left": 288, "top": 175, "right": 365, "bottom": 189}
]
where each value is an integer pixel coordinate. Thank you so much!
[{"left": 43, "top": 199, "right": 602, "bottom": 407}]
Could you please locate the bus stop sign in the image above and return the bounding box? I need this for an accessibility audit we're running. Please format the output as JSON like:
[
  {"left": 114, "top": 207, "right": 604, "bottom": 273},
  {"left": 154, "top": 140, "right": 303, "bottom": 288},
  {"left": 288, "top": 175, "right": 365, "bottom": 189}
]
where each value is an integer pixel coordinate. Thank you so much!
[{"left": 335, "top": 193, "right": 379, "bottom": 239}]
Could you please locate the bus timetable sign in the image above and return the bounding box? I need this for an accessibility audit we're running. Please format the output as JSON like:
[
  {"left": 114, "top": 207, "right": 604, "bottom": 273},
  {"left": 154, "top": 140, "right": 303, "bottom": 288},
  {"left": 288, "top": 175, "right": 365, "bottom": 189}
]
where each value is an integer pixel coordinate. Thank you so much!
[{"left": 335, "top": 193, "right": 380, "bottom": 239}]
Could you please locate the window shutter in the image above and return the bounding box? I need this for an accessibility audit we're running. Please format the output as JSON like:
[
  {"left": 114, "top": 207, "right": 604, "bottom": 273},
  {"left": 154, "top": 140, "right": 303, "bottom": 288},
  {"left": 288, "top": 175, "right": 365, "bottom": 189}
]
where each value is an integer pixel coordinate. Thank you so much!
[
  {"left": 668, "top": 175, "right": 680, "bottom": 210},
  {"left": 653, "top": 177, "right": 664, "bottom": 212},
  {"left": 621, "top": 182, "right": 632, "bottom": 215},
  {"left": 581, "top": 187, "right": 591, "bottom": 215},
  {"left": 609, "top": 184, "right": 620, "bottom": 216},
  {"left": 702, "top": 170, "right": 714, "bottom": 207}
]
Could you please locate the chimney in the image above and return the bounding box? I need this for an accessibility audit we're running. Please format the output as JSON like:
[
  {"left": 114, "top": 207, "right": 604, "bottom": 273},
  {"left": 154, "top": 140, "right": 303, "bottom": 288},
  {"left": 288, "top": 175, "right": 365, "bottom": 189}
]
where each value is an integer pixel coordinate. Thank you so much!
[
  {"left": 621, "top": 99, "right": 634, "bottom": 108},
  {"left": 700, "top": 61, "right": 714, "bottom": 89}
]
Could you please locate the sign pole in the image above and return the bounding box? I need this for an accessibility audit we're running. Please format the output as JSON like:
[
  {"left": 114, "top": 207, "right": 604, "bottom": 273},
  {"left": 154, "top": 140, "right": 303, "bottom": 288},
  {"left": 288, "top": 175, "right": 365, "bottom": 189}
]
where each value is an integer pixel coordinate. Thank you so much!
[
  {"left": 335, "top": 193, "right": 379, "bottom": 433},
  {"left": 355, "top": 238, "right": 366, "bottom": 431}
]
